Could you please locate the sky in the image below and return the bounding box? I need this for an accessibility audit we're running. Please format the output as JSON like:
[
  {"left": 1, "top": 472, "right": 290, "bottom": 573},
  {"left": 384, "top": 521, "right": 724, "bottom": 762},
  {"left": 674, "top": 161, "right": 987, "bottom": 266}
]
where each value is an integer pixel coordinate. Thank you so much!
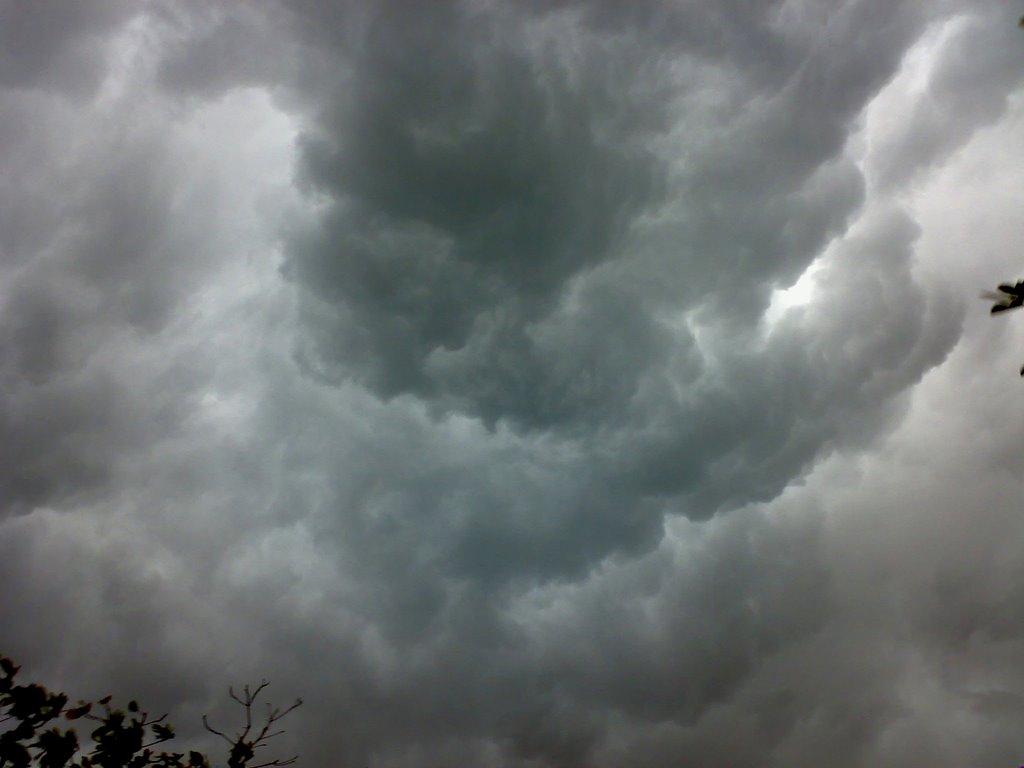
[{"left": 1, "top": 1, "right": 1023, "bottom": 766}]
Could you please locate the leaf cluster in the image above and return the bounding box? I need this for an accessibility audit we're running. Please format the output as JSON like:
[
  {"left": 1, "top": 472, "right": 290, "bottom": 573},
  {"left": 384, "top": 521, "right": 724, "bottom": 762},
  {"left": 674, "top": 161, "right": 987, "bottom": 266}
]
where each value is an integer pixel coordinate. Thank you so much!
[{"left": 0, "top": 656, "right": 300, "bottom": 768}]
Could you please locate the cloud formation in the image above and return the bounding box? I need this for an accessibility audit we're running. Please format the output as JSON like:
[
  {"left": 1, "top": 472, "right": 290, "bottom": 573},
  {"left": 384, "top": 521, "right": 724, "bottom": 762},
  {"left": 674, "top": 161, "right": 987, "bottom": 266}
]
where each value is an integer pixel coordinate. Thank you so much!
[{"left": 2, "top": 1, "right": 1024, "bottom": 767}]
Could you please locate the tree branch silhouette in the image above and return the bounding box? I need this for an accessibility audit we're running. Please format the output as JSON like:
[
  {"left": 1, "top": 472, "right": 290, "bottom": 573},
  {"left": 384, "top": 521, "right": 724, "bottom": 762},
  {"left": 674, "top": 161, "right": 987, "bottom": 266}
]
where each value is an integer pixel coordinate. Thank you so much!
[
  {"left": 0, "top": 654, "right": 301, "bottom": 768},
  {"left": 202, "top": 682, "right": 302, "bottom": 768}
]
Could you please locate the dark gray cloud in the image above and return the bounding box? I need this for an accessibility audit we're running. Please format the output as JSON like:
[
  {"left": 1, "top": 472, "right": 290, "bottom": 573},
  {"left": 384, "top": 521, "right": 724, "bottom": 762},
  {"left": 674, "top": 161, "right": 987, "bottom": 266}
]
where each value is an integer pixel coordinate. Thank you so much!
[
  {"left": 2, "top": 2, "right": 1024, "bottom": 768},
  {"left": 280, "top": 0, "right": 959, "bottom": 541},
  {"left": 0, "top": 0, "right": 132, "bottom": 94},
  {"left": 153, "top": 1, "right": 299, "bottom": 98},
  {"left": 284, "top": 1, "right": 667, "bottom": 426}
]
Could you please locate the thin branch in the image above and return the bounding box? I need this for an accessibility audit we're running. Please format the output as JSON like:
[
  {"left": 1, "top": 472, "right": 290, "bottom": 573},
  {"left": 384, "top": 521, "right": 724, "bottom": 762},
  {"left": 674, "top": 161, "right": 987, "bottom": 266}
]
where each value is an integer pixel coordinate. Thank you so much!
[
  {"left": 250, "top": 758, "right": 299, "bottom": 768},
  {"left": 205, "top": 679, "right": 302, "bottom": 767},
  {"left": 251, "top": 707, "right": 300, "bottom": 745},
  {"left": 202, "top": 715, "right": 235, "bottom": 745}
]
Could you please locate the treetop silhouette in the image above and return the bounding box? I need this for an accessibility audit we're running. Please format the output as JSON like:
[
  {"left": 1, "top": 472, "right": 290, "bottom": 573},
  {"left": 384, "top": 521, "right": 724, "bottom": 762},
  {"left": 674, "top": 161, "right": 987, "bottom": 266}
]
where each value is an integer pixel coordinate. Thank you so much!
[{"left": 0, "top": 655, "right": 301, "bottom": 768}]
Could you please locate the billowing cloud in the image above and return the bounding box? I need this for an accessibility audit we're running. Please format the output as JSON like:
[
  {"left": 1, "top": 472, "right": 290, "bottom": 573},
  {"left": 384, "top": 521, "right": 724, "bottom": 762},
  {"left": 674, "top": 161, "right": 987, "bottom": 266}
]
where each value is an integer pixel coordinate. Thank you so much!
[{"left": 1, "top": 2, "right": 1023, "bottom": 767}]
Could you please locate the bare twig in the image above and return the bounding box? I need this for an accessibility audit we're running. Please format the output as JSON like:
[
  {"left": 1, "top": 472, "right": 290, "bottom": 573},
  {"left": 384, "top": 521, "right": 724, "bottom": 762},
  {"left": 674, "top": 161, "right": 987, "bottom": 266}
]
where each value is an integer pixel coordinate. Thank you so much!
[
  {"left": 203, "top": 680, "right": 303, "bottom": 768},
  {"left": 202, "top": 715, "right": 234, "bottom": 745}
]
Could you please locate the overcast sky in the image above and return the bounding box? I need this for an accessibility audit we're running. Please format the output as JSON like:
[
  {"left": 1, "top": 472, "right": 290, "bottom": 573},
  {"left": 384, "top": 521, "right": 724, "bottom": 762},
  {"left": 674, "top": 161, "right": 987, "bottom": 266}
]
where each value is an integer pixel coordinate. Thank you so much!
[{"left": 1, "top": 1, "right": 1024, "bottom": 766}]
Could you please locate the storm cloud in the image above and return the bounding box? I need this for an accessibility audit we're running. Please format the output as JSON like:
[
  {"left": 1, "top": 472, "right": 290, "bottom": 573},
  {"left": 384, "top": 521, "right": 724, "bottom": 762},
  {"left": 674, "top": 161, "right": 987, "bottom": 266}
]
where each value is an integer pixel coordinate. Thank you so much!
[{"left": 2, "top": 1, "right": 1024, "bottom": 767}]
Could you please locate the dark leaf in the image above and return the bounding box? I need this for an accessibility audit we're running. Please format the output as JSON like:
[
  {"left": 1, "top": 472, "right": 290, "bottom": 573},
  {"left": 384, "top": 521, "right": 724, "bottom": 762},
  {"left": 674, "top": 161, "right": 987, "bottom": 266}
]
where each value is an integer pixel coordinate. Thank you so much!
[
  {"left": 151, "top": 724, "right": 175, "bottom": 742},
  {"left": 66, "top": 703, "right": 93, "bottom": 720},
  {"left": 0, "top": 740, "right": 32, "bottom": 768},
  {"left": 34, "top": 727, "right": 79, "bottom": 768}
]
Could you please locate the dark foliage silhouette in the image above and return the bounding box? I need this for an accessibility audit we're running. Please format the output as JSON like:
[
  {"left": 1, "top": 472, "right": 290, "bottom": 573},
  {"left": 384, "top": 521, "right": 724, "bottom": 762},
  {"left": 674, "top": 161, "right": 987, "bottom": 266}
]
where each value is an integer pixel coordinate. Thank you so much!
[
  {"left": 982, "top": 280, "right": 1024, "bottom": 376},
  {"left": 0, "top": 655, "right": 301, "bottom": 768},
  {"left": 982, "top": 281, "right": 1024, "bottom": 315}
]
